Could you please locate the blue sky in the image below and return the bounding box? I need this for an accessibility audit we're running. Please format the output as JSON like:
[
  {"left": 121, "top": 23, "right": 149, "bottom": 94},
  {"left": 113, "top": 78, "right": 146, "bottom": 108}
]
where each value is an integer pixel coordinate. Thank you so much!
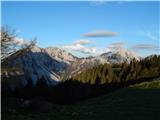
[{"left": 2, "top": 1, "right": 160, "bottom": 57}]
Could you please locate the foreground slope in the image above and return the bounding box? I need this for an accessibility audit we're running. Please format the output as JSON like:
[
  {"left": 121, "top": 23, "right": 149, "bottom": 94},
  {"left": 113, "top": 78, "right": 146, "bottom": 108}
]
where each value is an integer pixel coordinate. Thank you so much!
[{"left": 2, "top": 79, "right": 160, "bottom": 120}]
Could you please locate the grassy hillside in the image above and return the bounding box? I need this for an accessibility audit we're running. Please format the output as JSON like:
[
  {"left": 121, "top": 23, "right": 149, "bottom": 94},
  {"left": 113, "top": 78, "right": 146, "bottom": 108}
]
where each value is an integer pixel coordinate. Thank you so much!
[
  {"left": 130, "top": 79, "right": 160, "bottom": 89},
  {"left": 2, "top": 79, "right": 160, "bottom": 120}
]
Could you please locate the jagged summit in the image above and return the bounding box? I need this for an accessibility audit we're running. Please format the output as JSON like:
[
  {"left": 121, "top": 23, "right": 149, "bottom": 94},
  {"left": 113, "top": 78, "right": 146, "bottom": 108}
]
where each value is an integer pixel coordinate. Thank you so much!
[
  {"left": 45, "top": 47, "right": 78, "bottom": 64},
  {"left": 100, "top": 48, "right": 140, "bottom": 63},
  {"left": 114, "top": 48, "right": 140, "bottom": 60}
]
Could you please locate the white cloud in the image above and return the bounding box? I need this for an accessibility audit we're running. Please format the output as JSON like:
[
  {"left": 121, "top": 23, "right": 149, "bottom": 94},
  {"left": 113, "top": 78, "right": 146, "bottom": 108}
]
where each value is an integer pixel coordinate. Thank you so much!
[
  {"left": 13, "top": 37, "right": 31, "bottom": 46},
  {"left": 63, "top": 40, "right": 127, "bottom": 56},
  {"left": 83, "top": 30, "right": 118, "bottom": 37},
  {"left": 73, "top": 39, "right": 92, "bottom": 45},
  {"left": 62, "top": 39, "right": 97, "bottom": 54},
  {"left": 99, "top": 47, "right": 111, "bottom": 54},
  {"left": 62, "top": 39, "right": 147, "bottom": 57}
]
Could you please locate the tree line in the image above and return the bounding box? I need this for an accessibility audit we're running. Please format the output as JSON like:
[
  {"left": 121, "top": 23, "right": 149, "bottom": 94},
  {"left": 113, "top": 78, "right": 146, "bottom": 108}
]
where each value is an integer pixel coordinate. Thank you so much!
[{"left": 72, "top": 55, "right": 160, "bottom": 85}]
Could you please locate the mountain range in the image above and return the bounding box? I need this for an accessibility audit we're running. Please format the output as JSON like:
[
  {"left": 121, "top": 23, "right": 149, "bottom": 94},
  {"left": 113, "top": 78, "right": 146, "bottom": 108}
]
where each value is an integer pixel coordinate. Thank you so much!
[{"left": 1, "top": 46, "right": 140, "bottom": 89}]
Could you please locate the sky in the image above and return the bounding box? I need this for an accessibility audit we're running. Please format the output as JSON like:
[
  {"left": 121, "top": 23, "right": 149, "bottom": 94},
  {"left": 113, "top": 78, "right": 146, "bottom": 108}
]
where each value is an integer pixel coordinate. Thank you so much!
[{"left": 1, "top": 1, "right": 160, "bottom": 57}]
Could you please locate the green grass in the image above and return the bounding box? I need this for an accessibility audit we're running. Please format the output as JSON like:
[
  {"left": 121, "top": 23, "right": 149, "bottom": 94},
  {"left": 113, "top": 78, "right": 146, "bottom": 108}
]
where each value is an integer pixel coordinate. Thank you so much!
[
  {"left": 130, "top": 78, "right": 160, "bottom": 89},
  {"left": 2, "top": 79, "right": 160, "bottom": 120}
]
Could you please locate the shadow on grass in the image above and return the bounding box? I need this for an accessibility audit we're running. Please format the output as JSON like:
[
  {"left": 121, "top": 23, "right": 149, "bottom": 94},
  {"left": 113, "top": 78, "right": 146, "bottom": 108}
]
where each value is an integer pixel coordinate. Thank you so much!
[{"left": 2, "top": 87, "right": 160, "bottom": 120}]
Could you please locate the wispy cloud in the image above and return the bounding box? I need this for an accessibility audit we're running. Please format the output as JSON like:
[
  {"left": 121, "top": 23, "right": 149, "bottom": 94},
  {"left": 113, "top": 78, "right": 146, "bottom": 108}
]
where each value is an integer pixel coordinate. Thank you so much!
[
  {"left": 89, "top": 0, "right": 128, "bottom": 7},
  {"left": 83, "top": 30, "right": 118, "bottom": 37},
  {"left": 131, "top": 44, "right": 159, "bottom": 50},
  {"left": 89, "top": 0, "right": 106, "bottom": 6},
  {"left": 108, "top": 41, "right": 124, "bottom": 49},
  {"left": 137, "top": 31, "right": 159, "bottom": 41}
]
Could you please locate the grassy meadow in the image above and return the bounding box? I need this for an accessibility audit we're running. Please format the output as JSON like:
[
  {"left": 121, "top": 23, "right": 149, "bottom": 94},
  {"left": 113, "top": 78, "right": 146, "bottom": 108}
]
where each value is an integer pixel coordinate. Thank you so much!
[{"left": 2, "top": 79, "right": 160, "bottom": 120}]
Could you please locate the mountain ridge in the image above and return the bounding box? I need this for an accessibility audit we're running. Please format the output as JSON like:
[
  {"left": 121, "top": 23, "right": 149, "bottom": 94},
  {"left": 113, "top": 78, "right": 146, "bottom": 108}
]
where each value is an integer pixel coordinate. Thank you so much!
[{"left": 1, "top": 46, "right": 141, "bottom": 89}]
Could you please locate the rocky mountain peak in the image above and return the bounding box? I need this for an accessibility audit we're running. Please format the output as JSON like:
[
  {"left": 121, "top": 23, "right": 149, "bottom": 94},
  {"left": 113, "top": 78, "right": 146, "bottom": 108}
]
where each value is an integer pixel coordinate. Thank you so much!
[
  {"left": 114, "top": 48, "right": 139, "bottom": 60},
  {"left": 45, "top": 47, "right": 78, "bottom": 64}
]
